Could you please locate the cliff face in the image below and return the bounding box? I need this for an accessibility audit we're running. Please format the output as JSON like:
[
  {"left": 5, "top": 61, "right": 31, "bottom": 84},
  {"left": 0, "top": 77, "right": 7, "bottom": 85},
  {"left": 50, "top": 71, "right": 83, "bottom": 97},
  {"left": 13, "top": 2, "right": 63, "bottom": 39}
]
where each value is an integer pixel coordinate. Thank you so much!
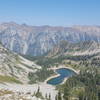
[{"left": 0, "top": 22, "right": 100, "bottom": 56}]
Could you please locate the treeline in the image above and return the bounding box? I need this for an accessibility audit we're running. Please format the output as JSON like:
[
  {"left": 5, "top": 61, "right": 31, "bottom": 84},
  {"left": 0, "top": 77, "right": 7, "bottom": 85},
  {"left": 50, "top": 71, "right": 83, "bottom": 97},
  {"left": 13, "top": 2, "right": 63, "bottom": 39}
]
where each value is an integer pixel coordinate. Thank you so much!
[
  {"left": 33, "top": 86, "right": 51, "bottom": 100},
  {"left": 28, "top": 67, "right": 54, "bottom": 84},
  {"left": 56, "top": 67, "right": 100, "bottom": 100},
  {"left": 21, "top": 53, "right": 98, "bottom": 68},
  {"left": 91, "top": 57, "right": 100, "bottom": 67},
  {"left": 35, "top": 54, "right": 97, "bottom": 67}
]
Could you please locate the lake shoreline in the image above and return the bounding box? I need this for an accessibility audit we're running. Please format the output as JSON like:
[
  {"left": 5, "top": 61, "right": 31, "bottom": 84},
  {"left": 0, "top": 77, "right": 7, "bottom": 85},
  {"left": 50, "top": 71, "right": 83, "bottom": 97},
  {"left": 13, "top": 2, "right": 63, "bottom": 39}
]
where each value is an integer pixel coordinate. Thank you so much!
[{"left": 45, "top": 65, "right": 79, "bottom": 85}]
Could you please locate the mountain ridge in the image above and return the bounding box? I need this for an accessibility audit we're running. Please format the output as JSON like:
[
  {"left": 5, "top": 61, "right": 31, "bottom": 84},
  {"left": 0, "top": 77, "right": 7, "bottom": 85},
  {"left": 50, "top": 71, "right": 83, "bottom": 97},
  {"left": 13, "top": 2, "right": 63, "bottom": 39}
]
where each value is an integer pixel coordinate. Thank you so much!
[
  {"left": 47, "top": 40, "right": 100, "bottom": 57},
  {"left": 0, "top": 22, "right": 100, "bottom": 56}
]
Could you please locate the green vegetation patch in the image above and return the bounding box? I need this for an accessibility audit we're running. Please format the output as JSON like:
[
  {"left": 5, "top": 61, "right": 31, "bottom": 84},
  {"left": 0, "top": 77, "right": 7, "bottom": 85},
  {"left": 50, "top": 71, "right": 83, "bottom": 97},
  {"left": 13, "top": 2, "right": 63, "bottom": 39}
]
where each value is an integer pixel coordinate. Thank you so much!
[
  {"left": 28, "top": 67, "right": 54, "bottom": 84},
  {"left": 0, "top": 75, "right": 22, "bottom": 84}
]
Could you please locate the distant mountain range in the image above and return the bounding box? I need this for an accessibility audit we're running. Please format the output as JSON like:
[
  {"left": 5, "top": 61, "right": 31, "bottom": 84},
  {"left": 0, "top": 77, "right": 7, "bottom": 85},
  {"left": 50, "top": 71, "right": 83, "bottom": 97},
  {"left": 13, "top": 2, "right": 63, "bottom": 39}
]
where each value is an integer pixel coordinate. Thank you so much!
[{"left": 0, "top": 22, "right": 100, "bottom": 56}]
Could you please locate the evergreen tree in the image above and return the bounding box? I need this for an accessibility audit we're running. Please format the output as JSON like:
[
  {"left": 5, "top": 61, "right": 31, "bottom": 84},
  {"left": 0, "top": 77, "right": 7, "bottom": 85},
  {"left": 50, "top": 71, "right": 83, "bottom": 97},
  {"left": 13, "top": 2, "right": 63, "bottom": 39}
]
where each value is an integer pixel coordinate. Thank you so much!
[
  {"left": 45, "top": 93, "right": 48, "bottom": 99},
  {"left": 37, "top": 86, "right": 40, "bottom": 93},
  {"left": 49, "top": 93, "right": 51, "bottom": 100},
  {"left": 58, "top": 91, "right": 62, "bottom": 100},
  {"left": 55, "top": 95, "right": 58, "bottom": 100}
]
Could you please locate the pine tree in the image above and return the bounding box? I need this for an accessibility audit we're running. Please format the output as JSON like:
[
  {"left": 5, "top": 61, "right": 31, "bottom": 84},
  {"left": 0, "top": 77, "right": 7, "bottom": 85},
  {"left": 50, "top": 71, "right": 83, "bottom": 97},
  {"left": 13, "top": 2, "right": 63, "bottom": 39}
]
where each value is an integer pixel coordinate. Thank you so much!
[
  {"left": 55, "top": 95, "right": 58, "bottom": 100},
  {"left": 37, "top": 86, "right": 40, "bottom": 94},
  {"left": 45, "top": 93, "right": 48, "bottom": 99},
  {"left": 58, "top": 91, "right": 62, "bottom": 100},
  {"left": 49, "top": 93, "right": 51, "bottom": 100}
]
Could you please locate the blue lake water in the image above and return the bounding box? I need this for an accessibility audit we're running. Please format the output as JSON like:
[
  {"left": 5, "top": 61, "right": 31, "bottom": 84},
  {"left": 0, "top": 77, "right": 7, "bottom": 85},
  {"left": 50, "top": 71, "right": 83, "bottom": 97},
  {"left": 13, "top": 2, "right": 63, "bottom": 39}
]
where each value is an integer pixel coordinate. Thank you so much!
[{"left": 47, "top": 68, "right": 76, "bottom": 85}]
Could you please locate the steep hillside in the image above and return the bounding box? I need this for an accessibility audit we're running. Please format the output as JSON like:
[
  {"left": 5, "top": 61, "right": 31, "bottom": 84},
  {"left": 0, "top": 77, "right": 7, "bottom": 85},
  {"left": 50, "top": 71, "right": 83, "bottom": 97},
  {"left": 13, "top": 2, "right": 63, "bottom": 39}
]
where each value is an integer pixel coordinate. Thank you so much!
[
  {"left": 0, "top": 22, "right": 100, "bottom": 56},
  {"left": 32, "top": 41, "right": 100, "bottom": 69},
  {"left": 0, "top": 43, "right": 41, "bottom": 84},
  {"left": 48, "top": 40, "right": 100, "bottom": 57}
]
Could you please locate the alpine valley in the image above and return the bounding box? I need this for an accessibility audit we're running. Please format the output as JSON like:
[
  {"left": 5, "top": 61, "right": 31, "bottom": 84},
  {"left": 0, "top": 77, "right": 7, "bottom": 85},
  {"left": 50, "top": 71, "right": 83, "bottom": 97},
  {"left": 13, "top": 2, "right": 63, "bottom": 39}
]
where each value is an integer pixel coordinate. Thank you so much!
[{"left": 0, "top": 22, "right": 100, "bottom": 100}]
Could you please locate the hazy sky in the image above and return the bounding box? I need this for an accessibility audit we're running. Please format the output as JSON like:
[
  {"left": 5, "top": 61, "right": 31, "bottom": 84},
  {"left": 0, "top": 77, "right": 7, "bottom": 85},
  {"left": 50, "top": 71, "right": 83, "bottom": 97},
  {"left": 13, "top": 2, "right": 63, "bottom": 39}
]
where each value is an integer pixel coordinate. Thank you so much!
[{"left": 0, "top": 0, "right": 100, "bottom": 26}]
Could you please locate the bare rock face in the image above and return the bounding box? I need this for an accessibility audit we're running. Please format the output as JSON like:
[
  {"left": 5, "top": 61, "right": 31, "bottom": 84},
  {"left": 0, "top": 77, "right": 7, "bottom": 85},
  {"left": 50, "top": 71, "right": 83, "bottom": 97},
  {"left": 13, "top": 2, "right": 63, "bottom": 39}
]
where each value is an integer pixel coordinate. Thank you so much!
[{"left": 0, "top": 22, "right": 100, "bottom": 56}]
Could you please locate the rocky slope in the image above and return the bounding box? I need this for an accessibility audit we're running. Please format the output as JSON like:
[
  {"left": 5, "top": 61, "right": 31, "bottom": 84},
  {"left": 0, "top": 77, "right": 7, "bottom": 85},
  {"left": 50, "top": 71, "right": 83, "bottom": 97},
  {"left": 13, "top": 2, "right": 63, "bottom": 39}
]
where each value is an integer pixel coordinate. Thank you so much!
[
  {"left": 48, "top": 40, "right": 100, "bottom": 57},
  {"left": 0, "top": 43, "right": 41, "bottom": 84},
  {"left": 0, "top": 22, "right": 100, "bottom": 56},
  {"left": 0, "top": 83, "right": 57, "bottom": 100}
]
